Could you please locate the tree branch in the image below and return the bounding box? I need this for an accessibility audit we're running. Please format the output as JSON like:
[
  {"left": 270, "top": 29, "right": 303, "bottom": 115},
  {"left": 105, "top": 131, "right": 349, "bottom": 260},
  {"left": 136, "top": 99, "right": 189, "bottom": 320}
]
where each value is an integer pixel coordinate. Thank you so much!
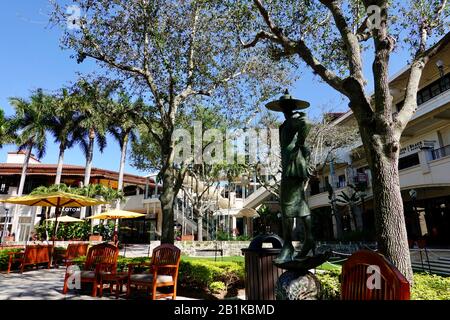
[
  {"left": 250, "top": 0, "right": 347, "bottom": 96},
  {"left": 241, "top": 30, "right": 283, "bottom": 48},
  {"left": 319, "top": 0, "right": 365, "bottom": 80},
  {"left": 186, "top": 3, "right": 200, "bottom": 87},
  {"left": 355, "top": 17, "right": 371, "bottom": 42}
]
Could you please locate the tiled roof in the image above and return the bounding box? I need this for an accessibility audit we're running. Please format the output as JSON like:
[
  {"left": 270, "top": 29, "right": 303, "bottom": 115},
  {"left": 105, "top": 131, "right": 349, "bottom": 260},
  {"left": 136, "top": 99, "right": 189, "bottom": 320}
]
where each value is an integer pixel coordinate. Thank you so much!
[{"left": 0, "top": 163, "right": 153, "bottom": 186}]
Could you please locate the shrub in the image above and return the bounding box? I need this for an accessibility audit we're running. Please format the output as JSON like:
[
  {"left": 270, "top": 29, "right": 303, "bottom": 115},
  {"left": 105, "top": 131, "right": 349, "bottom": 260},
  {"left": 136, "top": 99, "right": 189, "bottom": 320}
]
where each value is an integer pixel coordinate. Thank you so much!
[
  {"left": 34, "top": 221, "right": 91, "bottom": 241},
  {"left": 0, "top": 248, "right": 23, "bottom": 271},
  {"left": 316, "top": 269, "right": 341, "bottom": 300},
  {"left": 411, "top": 273, "right": 450, "bottom": 300},
  {"left": 93, "top": 221, "right": 116, "bottom": 241},
  {"left": 209, "top": 281, "right": 226, "bottom": 293},
  {"left": 177, "top": 259, "right": 244, "bottom": 292}
]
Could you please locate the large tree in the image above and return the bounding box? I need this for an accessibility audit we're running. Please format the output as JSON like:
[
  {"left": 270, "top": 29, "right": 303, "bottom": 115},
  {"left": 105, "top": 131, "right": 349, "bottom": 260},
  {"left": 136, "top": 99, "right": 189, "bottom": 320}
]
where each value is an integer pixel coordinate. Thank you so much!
[
  {"left": 52, "top": 0, "right": 289, "bottom": 243},
  {"left": 236, "top": 0, "right": 449, "bottom": 282}
]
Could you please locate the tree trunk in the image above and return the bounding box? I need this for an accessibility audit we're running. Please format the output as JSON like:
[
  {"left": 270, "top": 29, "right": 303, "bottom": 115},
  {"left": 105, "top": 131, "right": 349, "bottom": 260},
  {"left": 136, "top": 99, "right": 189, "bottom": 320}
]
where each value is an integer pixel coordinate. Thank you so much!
[
  {"left": 116, "top": 133, "right": 129, "bottom": 209},
  {"left": 117, "top": 134, "right": 128, "bottom": 191},
  {"left": 160, "top": 169, "right": 176, "bottom": 244},
  {"left": 83, "top": 129, "right": 95, "bottom": 186},
  {"left": 17, "top": 143, "right": 32, "bottom": 196},
  {"left": 81, "top": 129, "right": 95, "bottom": 219},
  {"left": 365, "top": 138, "right": 413, "bottom": 284},
  {"left": 54, "top": 143, "right": 65, "bottom": 185},
  {"left": 196, "top": 207, "right": 203, "bottom": 241}
]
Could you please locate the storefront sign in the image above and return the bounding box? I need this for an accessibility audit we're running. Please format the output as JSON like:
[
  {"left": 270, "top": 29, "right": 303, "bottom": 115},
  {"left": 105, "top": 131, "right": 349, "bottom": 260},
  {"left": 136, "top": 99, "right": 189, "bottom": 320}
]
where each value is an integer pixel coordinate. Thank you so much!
[
  {"left": 400, "top": 140, "right": 436, "bottom": 156},
  {"left": 62, "top": 207, "right": 81, "bottom": 213}
]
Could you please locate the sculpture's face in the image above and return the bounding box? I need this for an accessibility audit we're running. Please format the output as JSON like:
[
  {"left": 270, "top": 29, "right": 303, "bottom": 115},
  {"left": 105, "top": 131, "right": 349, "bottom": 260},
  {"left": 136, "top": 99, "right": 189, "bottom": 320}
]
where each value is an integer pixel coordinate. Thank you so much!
[{"left": 282, "top": 109, "right": 293, "bottom": 119}]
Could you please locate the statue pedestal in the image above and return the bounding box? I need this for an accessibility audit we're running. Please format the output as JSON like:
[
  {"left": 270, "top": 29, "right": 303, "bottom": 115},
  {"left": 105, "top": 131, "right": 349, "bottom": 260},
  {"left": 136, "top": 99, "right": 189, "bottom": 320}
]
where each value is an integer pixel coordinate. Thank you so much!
[
  {"left": 275, "top": 271, "right": 321, "bottom": 300},
  {"left": 273, "top": 251, "right": 331, "bottom": 300}
]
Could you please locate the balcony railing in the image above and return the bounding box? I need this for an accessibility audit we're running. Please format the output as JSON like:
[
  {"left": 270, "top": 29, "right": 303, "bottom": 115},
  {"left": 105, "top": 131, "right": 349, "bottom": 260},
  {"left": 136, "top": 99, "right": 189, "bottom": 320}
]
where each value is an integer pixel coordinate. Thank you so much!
[{"left": 431, "top": 145, "right": 450, "bottom": 160}]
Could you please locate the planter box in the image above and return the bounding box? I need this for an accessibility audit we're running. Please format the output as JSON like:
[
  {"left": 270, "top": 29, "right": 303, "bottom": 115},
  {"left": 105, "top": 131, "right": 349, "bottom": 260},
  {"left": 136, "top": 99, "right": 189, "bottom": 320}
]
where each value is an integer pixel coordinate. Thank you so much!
[
  {"left": 89, "top": 235, "right": 103, "bottom": 242},
  {"left": 181, "top": 235, "right": 195, "bottom": 241}
]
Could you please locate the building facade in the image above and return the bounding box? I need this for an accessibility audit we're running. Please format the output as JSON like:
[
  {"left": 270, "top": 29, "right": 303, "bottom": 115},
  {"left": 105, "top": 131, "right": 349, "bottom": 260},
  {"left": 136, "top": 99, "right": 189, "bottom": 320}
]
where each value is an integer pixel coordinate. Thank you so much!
[
  {"left": 306, "top": 39, "right": 450, "bottom": 247},
  {"left": 0, "top": 152, "right": 157, "bottom": 242}
]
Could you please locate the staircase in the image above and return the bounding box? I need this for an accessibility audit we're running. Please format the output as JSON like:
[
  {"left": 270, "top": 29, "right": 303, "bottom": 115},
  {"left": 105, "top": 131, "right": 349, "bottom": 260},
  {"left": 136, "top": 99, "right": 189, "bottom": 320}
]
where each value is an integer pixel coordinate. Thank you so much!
[
  {"left": 174, "top": 198, "right": 208, "bottom": 238},
  {"left": 411, "top": 251, "right": 450, "bottom": 276}
]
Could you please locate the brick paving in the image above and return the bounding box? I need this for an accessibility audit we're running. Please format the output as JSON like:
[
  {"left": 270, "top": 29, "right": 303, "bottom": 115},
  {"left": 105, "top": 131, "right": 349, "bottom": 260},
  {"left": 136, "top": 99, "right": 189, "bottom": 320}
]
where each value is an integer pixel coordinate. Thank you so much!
[{"left": 0, "top": 268, "right": 196, "bottom": 300}]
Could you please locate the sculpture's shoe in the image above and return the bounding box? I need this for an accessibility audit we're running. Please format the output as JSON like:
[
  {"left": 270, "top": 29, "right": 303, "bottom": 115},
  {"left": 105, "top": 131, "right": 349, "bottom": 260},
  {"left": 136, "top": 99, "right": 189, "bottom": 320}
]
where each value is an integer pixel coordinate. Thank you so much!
[
  {"left": 296, "top": 239, "right": 316, "bottom": 258},
  {"left": 273, "top": 246, "right": 294, "bottom": 264}
]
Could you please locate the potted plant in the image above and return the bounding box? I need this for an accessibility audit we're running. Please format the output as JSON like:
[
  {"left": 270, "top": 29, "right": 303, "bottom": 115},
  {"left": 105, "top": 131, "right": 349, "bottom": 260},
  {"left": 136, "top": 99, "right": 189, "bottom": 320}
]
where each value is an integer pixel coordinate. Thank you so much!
[{"left": 89, "top": 233, "right": 103, "bottom": 242}]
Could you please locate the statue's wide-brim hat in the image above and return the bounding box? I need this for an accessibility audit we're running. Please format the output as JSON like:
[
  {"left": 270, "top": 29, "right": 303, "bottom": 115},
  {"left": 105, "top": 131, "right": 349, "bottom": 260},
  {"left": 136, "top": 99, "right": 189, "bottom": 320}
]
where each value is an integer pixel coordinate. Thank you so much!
[{"left": 265, "top": 91, "right": 310, "bottom": 112}]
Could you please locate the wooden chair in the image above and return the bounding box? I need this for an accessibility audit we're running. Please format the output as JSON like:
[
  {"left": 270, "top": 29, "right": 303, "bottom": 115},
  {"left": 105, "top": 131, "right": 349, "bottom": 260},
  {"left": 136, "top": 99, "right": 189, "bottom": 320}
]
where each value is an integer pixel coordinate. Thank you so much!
[
  {"left": 340, "top": 250, "right": 410, "bottom": 300},
  {"left": 55, "top": 243, "right": 89, "bottom": 268},
  {"left": 127, "top": 244, "right": 181, "bottom": 300},
  {"left": 7, "top": 245, "right": 53, "bottom": 273},
  {"left": 63, "top": 243, "right": 119, "bottom": 297}
]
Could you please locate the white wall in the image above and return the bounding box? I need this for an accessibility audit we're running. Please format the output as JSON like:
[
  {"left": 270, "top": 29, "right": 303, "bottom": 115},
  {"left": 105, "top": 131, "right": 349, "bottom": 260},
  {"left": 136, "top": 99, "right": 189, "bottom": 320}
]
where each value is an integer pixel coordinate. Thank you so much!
[{"left": 6, "top": 153, "right": 40, "bottom": 164}]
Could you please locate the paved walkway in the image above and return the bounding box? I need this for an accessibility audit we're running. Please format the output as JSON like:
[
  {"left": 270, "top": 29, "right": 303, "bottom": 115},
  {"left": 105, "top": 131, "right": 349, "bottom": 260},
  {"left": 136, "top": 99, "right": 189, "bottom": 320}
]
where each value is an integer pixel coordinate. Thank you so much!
[{"left": 0, "top": 268, "right": 195, "bottom": 300}]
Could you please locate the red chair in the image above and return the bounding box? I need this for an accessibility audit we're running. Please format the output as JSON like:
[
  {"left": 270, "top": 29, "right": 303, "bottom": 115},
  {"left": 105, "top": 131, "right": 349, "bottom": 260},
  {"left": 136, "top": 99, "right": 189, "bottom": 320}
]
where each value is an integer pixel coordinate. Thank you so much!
[
  {"left": 63, "top": 243, "right": 119, "bottom": 297},
  {"left": 55, "top": 243, "right": 89, "bottom": 267},
  {"left": 341, "top": 250, "right": 410, "bottom": 300},
  {"left": 127, "top": 244, "right": 181, "bottom": 300}
]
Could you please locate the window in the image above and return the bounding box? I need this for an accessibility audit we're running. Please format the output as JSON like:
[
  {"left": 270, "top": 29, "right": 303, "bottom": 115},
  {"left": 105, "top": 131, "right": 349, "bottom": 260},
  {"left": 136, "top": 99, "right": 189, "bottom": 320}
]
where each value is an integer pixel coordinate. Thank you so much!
[
  {"left": 431, "top": 83, "right": 441, "bottom": 96},
  {"left": 397, "top": 72, "right": 450, "bottom": 109},
  {"left": 338, "top": 175, "right": 346, "bottom": 188},
  {"left": 398, "top": 153, "right": 420, "bottom": 170}
]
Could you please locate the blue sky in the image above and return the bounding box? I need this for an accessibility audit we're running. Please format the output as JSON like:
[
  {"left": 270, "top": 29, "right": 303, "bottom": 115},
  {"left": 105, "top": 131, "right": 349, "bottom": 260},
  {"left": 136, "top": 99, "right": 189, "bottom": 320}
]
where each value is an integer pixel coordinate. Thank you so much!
[{"left": 0, "top": 1, "right": 413, "bottom": 177}]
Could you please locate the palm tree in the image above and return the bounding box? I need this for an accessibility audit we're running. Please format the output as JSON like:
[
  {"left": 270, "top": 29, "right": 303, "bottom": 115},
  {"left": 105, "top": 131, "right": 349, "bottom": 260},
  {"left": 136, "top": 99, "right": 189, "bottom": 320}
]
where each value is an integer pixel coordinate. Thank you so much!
[
  {"left": 48, "top": 89, "right": 84, "bottom": 185},
  {"left": 108, "top": 94, "right": 141, "bottom": 207},
  {"left": 72, "top": 80, "right": 114, "bottom": 187},
  {"left": 0, "top": 109, "right": 14, "bottom": 148},
  {"left": 9, "top": 89, "right": 52, "bottom": 196},
  {"left": 336, "top": 189, "right": 361, "bottom": 232}
]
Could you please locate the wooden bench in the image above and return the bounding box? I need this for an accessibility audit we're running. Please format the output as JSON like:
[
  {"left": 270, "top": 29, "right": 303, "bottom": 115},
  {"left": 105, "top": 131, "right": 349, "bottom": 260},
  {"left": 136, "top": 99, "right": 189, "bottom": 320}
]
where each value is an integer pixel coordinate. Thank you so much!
[
  {"left": 7, "top": 245, "right": 53, "bottom": 273},
  {"left": 341, "top": 250, "right": 410, "bottom": 300}
]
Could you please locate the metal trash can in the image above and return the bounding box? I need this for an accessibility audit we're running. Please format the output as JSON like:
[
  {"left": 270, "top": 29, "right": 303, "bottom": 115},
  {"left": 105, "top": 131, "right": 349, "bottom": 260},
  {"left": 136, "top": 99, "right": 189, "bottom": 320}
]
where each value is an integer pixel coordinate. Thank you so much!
[{"left": 241, "top": 234, "right": 284, "bottom": 300}]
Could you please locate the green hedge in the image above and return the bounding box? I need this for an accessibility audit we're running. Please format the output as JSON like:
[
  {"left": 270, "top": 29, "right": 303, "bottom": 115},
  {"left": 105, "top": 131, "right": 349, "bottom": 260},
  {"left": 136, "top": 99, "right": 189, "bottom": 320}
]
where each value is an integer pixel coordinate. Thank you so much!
[
  {"left": 0, "top": 249, "right": 23, "bottom": 271},
  {"left": 178, "top": 259, "right": 244, "bottom": 292},
  {"left": 411, "top": 273, "right": 450, "bottom": 300}
]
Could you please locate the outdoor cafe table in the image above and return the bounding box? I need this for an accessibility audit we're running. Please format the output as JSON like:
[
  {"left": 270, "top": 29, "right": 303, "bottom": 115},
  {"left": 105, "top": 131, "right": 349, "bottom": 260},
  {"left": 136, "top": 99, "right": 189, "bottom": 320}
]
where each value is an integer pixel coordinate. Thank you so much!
[{"left": 99, "top": 271, "right": 129, "bottom": 299}]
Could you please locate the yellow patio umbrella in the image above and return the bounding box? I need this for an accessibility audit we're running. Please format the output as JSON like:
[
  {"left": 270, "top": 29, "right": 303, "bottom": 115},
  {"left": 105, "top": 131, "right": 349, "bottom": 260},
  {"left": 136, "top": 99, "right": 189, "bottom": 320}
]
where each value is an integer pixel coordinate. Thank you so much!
[
  {"left": 86, "top": 209, "right": 146, "bottom": 220},
  {"left": 0, "top": 191, "right": 107, "bottom": 262},
  {"left": 86, "top": 209, "right": 145, "bottom": 256},
  {"left": 46, "top": 215, "right": 84, "bottom": 223}
]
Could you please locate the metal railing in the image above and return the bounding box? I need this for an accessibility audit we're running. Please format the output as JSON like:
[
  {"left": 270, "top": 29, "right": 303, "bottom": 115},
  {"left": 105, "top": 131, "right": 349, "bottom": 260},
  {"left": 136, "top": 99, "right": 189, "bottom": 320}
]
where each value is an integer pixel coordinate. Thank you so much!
[{"left": 432, "top": 145, "right": 450, "bottom": 160}]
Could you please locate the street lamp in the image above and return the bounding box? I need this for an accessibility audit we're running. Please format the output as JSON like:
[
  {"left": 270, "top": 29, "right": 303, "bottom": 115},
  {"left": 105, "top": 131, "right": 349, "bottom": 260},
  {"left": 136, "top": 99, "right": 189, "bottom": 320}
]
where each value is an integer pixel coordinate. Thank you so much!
[
  {"left": 436, "top": 60, "right": 445, "bottom": 78},
  {"left": 409, "top": 189, "right": 431, "bottom": 272}
]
